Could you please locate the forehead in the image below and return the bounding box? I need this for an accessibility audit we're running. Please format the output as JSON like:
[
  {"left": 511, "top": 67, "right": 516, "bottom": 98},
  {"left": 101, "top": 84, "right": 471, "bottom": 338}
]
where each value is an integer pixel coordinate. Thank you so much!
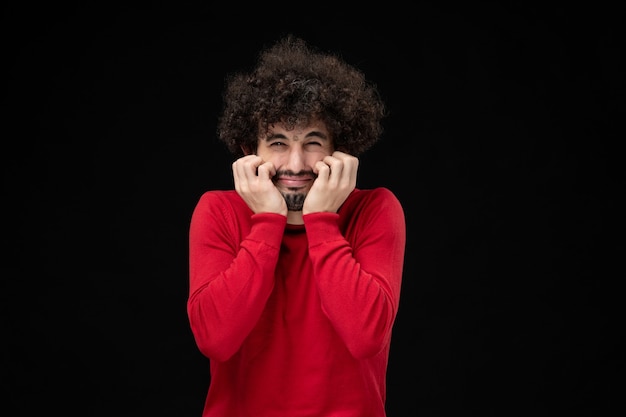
[{"left": 266, "top": 118, "right": 329, "bottom": 136}]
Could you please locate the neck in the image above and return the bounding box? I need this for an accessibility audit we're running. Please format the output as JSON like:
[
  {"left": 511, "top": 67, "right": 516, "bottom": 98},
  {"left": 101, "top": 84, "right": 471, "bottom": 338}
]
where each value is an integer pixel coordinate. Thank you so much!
[{"left": 287, "top": 211, "right": 304, "bottom": 225}]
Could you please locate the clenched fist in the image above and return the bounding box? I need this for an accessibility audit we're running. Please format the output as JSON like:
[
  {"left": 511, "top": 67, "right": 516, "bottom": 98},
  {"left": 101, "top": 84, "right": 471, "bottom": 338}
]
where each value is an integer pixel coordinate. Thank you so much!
[
  {"left": 303, "top": 151, "right": 359, "bottom": 215},
  {"left": 232, "top": 155, "right": 288, "bottom": 217}
]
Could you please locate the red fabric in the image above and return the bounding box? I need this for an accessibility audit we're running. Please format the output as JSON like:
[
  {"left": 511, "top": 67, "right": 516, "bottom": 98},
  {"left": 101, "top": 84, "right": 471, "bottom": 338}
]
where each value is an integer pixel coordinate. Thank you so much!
[{"left": 188, "top": 187, "right": 406, "bottom": 417}]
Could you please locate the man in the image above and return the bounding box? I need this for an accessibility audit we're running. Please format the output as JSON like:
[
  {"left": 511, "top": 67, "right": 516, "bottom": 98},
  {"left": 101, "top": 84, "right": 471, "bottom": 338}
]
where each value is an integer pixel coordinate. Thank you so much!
[{"left": 188, "top": 35, "right": 406, "bottom": 416}]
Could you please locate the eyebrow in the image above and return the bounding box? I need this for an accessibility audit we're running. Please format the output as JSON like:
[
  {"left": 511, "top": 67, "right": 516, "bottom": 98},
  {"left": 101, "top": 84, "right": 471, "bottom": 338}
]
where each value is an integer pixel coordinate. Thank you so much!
[{"left": 265, "top": 130, "right": 329, "bottom": 141}]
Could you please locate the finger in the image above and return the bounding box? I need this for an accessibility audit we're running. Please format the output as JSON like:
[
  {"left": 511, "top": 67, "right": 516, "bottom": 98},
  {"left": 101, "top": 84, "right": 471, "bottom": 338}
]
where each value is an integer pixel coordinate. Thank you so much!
[
  {"left": 256, "top": 161, "right": 276, "bottom": 180},
  {"left": 233, "top": 155, "right": 260, "bottom": 189},
  {"left": 331, "top": 154, "right": 359, "bottom": 188},
  {"left": 323, "top": 155, "right": 344, "bottom": 185},
  {"left": 314, "top": 160, "right": 331, "bottom": 181},
  {"left": 331, "top": 150, "right": 349, "bottom": 159},
  {"left": 331, "top": 151, "right": 359, "bottom": 169},
  {"left": 232, "top": 159, "right": 245, "bottom": 188},
  {"left": 241, "top": 155, "right": 263, "bottom": 181}
]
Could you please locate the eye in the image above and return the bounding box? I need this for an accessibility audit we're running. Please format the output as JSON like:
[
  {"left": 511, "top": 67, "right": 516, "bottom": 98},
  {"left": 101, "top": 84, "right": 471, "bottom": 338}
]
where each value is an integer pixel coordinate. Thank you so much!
[{"left": 269, "top": 141, "right": 286, "bottom": 147}]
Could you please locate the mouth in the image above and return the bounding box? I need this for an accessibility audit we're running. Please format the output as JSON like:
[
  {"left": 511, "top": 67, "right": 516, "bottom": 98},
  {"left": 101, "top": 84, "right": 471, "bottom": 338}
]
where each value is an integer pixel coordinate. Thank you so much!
[
  {"left": 275, "top": 177, "right": 312, "bottom": 189},
  {"left": 273, "top": 170, "right": 317, "bottom": 190}
]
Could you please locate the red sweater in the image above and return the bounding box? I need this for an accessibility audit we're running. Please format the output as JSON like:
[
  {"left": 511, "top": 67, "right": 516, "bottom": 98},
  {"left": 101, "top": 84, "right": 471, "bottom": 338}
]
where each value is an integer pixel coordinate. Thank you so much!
[{"left": 188, "top": 187, "right": 406, "bottom": 417}]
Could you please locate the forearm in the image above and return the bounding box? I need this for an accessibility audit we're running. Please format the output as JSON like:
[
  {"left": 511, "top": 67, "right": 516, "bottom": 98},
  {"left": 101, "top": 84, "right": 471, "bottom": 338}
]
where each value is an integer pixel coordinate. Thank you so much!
[
  {"left": 305, "top": 208, "right": 405, "bottom": 359},
  {"left": 188, "top": 207, "right": 286, "bottom": 361}
]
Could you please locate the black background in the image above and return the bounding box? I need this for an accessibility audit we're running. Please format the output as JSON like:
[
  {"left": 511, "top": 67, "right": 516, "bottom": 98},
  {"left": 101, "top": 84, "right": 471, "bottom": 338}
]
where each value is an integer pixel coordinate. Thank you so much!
[{"left": 2, "top": 2, "right": 624, "bottom": 416}]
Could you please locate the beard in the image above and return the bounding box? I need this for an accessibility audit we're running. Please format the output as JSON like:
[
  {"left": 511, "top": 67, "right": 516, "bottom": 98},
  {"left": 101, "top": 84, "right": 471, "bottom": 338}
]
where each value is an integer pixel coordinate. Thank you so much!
[
  {"left": 281, "top": 190, "right": 306, "bottom": 211},
  {"left": 274, "top": 169, "right": 315, "bottom": 211}
]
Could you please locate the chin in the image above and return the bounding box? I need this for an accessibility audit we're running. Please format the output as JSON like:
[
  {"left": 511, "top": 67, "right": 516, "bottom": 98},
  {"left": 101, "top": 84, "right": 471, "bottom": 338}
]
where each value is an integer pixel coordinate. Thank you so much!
[{"left": 282, "top": 192, "right": 306, "bottom": 211}]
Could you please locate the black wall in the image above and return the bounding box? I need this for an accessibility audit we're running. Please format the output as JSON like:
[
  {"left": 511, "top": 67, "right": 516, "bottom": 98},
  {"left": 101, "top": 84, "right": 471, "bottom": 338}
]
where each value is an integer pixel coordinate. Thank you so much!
[{"left": 2, "top": 3, "right": 624, "bottom": 416}]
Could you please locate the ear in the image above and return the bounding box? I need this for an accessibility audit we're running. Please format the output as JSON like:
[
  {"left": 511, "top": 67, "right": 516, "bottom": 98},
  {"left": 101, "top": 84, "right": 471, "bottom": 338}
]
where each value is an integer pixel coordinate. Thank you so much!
[{"left": 240, "top": 145, "right": 252, "bottom": 155}]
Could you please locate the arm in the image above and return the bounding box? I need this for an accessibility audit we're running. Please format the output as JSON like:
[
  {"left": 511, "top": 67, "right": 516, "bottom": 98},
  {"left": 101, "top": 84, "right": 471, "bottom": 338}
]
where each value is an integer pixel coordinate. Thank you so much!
[
  {"left": 187, "top": 192, "right": 287, "bottom": 362},
  {"left": 304, "top": 188, "right": 406, "bottom": 359}
]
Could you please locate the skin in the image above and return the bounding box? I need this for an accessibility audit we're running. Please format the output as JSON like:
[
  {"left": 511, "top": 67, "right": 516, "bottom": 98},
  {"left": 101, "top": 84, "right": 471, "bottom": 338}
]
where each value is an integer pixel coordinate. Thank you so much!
[{"left": 232, "top": 119, "right": 359, "bottom": 225}]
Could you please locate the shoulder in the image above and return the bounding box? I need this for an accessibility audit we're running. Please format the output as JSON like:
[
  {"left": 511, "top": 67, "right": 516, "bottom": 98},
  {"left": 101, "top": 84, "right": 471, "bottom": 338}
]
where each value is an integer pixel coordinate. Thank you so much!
[
  {"left": 345, "top": 187, "right": 403, "bottom": 208},
  {"left": 197, "top": 190, "right": 245, "bottom": 207},
  {"left": 337, "top": 187, "right": 406, "bottom": 240},
  {"left": 340, "top": 187, "right": 405, "bottom": 218},
  {"left": 190, "top": 190, "right": 254, "bottom": 238},
  {"left": 193, "top": 190, "right": 251, "bottom": 218}
]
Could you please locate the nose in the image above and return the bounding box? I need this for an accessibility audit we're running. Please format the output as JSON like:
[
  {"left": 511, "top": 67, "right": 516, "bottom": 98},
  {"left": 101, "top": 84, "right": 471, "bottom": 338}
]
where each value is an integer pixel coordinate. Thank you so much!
[{"left": 283, "top": 146, "right": 306, "bottom": 172}]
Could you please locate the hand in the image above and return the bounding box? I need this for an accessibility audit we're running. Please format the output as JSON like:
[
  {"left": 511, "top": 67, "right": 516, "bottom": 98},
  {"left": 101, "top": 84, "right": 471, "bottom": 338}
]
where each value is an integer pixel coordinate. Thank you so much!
[
  {"left": 232, "top": 155, "right": 288, "bottom": 216},
  {"left": 302, "top": 151, "right": 358, "bottom": 215}
]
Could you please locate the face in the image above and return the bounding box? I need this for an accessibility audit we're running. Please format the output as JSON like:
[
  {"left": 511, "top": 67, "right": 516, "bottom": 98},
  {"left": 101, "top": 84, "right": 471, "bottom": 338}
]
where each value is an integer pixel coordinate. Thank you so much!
[{"left": 256, "top": 119, "right": 334, "bottom": 211}]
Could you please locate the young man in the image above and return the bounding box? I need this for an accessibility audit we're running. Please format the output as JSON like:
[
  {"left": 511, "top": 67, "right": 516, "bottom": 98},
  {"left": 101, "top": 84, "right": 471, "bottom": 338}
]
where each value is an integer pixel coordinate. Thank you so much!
[{"left": 188, "top": 35, "right": 406, "bottom": 416}]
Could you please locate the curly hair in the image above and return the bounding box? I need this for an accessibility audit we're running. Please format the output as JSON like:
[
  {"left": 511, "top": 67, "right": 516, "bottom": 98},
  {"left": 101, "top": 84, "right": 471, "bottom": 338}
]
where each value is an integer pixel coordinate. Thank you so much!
[{"left": 216, "top": 35, "right": 386, "bottom": 158}]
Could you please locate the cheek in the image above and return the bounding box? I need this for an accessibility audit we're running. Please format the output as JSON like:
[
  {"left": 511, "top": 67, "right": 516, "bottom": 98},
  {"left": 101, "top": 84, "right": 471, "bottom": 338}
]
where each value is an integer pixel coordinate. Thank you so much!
[
  {"left": 305, "top": 153, "right": 321, "bottom": 161},
  {"left": 255, "top": 147, "right": 275, "bottom": 161},
  {"left": 302, "top": 154, "right": 326, "bottom": 169},
  {"left": 307, "top": 149, "right": 332, "bottom": 162}
]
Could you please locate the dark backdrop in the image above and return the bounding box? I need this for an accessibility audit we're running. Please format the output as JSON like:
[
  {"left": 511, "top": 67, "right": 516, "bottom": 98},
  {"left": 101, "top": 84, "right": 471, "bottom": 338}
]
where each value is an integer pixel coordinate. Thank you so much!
[{"left": 2, "top": 2, "right": 624, "bottom": 416}]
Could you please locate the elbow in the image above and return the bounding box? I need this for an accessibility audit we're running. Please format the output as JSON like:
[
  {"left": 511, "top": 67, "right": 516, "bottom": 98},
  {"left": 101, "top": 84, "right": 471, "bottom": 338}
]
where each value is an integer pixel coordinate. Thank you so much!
[
  {"left": 344, "top": 306, "right": 395, "bottom": 359},
  {"left": 345, "top": 334, "right": 388, "bottom": 360},
  {"left": 343, "top": 320, "right": 391, "bottom": 359},
  {"left": 187, "top": 301, "right": 239, "bottom": 362},
  {"left": 194, "top": 336, "right": 237, "bottom": 363}
]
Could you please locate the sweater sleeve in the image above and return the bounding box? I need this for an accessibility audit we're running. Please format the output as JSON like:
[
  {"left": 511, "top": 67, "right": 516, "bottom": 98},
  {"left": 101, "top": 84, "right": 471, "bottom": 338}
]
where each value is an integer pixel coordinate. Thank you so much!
[
  {"left": 187, "top": 191, "right": 287, "bottom": 362},
  {"left": 303, "top": 188, "right": 406, "bottom": 359}
]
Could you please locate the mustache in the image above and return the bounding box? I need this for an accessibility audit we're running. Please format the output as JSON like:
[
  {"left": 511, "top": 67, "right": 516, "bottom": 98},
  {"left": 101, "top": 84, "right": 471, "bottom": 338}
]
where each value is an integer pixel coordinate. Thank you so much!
[{"left": 274, "top": 169, "right": 317, "bottom": 178}]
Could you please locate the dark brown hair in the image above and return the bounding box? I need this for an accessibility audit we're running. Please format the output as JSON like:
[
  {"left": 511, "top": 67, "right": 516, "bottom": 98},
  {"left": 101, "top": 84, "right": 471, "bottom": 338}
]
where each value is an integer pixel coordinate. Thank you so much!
[{"left": 217, "top": 35, "right": 386, "bottom": 157}]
